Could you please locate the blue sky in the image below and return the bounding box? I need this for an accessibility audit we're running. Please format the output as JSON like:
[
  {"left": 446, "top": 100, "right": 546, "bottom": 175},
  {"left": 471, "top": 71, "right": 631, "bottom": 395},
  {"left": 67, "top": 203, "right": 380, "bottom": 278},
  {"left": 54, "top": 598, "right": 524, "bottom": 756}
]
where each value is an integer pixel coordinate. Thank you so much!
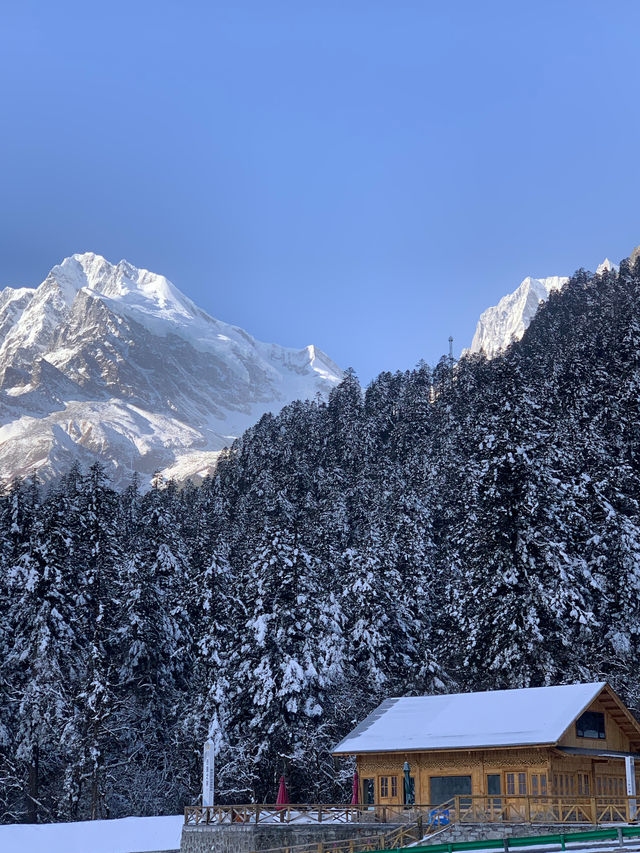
[{"left": 1, "top": 1, "right": 640, "bottom": 382}]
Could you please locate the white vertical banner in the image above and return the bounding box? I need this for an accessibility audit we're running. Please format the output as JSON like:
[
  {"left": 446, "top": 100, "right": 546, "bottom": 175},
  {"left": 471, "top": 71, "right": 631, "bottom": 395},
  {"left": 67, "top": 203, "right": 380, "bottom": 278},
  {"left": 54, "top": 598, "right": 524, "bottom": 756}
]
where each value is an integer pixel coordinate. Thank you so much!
[
  {"left": 625, "top": 756, "right": 636, "bottom": 821},
  {"left": 202, "top": 738, "right": 215, "bottom": 808}
]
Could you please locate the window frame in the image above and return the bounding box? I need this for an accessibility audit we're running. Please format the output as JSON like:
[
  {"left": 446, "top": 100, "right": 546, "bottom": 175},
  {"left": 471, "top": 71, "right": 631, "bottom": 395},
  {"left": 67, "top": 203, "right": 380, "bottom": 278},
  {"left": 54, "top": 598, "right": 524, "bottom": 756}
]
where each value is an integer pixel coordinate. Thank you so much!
[{"left": 576, "top": 710, "right": 606, "bottom": 740}]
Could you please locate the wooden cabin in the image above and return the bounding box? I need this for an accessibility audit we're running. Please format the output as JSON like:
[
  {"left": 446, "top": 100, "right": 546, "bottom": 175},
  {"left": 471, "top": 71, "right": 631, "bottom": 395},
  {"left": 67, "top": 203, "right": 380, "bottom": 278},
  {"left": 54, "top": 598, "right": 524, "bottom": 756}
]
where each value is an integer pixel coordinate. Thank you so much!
[{"left": 332, "top": 683, "right": 640, "bottom": 813}]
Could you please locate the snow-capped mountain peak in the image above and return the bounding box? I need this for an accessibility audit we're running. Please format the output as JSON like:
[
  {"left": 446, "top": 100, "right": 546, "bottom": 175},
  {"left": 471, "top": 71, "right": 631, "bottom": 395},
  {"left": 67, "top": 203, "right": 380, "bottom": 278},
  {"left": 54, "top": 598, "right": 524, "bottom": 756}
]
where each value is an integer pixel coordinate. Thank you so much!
[
  {"left": 467, "top": 255, "right": 622, "bottom": 359},
  {"left": 595, "top": 257, "right": 618, "bottom": 276},
  {"left": 0, "top": 253, "right": 342, "bottom": 486},
  {"left": 468, "top": 274, "right": 568, "bottom": 359}
]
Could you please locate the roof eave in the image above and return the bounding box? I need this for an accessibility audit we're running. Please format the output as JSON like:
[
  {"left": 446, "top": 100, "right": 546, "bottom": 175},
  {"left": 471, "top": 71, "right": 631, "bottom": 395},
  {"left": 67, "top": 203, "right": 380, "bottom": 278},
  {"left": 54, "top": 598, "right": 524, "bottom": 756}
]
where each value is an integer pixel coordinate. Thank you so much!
[{"left": 332, "top": 741, "right": 558, "bottom": 757}]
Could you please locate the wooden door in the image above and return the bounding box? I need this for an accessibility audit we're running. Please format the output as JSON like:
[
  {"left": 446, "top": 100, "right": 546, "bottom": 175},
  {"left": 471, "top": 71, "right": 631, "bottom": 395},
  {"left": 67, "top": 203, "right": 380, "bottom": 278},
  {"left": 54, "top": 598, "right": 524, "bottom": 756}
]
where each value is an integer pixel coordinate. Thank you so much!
[
  {"left": 505, "top": 771, "right": 528, "bottom": 820},
  {"left": 487, "top": 773, "right": 502, "bottom": 817},
  {"left": 529, "top": 772, "right": 548, "bottom": 820},
  {"left": 362, "top": 777, "right": 375, "bottom": 806}
]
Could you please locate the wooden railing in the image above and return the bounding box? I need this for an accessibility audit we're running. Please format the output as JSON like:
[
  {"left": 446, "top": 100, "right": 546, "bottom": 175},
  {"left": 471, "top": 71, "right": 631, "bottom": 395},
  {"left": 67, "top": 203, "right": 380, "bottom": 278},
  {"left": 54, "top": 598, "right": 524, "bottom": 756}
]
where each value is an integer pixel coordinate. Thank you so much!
[
  {"left": 184, "top": 803, "right": 437, "bottom": 826},
  {"left": 184, "top": 796, "right": 639, "bottom": 828},
  {"left": 452, "top": 794, "right": 639, "bottom": 825}
]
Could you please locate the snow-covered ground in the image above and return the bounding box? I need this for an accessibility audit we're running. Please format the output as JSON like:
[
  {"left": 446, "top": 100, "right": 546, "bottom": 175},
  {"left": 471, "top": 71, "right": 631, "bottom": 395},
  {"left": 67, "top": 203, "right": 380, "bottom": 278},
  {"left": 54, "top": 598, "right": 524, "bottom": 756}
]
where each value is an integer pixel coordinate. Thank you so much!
[{"left": 0, "top": 815, "right": 183, "bottom": 853}]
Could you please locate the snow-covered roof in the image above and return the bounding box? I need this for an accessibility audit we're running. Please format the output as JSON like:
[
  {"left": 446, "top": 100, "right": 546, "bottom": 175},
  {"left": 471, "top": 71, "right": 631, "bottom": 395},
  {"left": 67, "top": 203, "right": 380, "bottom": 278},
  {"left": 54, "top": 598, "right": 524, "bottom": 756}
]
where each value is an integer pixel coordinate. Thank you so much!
[{"left": 333, "top": 683, "right": 607, "bottom": 754}]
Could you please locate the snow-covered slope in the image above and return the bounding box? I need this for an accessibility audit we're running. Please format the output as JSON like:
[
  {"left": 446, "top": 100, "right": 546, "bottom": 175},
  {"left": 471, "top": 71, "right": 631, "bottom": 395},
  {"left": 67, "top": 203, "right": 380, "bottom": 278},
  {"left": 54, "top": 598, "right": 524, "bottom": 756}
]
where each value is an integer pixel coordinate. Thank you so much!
[
  {"left": 468, "top": 257, "right": 618, "bottom": 359},
  {"left": 0, "top": 253, "right": 342, "bottom": 486},
  {"left": 0, "top": 814, "right": 183, "bottom": 853}
]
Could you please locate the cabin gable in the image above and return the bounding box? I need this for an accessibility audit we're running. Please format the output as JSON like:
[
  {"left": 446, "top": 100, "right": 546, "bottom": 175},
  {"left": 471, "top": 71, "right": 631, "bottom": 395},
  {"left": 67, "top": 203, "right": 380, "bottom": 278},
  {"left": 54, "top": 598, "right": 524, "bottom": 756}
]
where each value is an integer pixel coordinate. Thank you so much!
[{"left": 556, "top": 684, "right": 640, "bottom": 752}]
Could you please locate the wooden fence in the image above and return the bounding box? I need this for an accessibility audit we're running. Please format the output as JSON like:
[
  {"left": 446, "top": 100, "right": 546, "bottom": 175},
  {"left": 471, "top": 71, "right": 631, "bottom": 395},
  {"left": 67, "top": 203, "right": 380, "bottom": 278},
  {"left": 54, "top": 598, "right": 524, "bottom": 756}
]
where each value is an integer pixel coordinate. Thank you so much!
[
  {"left": 452, "top": 794, "right": 639, "bottom": 825},
  {"left": 184, "top": 797, "right": 639, "bottom": 828},
  {"left": 184, "top": 803, "right": 433, "bottom": 826}
]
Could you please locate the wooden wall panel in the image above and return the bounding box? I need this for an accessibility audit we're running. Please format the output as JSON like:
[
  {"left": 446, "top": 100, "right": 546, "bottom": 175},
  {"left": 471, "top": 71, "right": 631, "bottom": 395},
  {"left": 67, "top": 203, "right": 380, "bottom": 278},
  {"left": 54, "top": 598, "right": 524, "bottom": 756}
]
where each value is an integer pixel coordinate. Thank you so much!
[{"left": 557, "top": 696, "right": 631, "bottom": 751}]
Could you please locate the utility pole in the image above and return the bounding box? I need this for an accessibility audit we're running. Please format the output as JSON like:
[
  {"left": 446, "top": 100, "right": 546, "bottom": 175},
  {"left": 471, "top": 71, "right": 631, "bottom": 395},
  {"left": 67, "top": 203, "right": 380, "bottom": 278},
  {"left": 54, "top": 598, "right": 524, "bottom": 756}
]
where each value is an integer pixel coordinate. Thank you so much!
[{"left": 448, "top": 336, "right": 454, "bottom": 362}]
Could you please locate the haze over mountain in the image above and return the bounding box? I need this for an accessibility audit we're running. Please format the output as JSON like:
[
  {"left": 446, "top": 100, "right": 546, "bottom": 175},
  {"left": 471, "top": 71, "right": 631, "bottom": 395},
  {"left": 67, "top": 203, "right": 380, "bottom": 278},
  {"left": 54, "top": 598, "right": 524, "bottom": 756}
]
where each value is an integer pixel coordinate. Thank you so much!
[{"left": 0, "top": 253, "right": 342, "bottom": 486}]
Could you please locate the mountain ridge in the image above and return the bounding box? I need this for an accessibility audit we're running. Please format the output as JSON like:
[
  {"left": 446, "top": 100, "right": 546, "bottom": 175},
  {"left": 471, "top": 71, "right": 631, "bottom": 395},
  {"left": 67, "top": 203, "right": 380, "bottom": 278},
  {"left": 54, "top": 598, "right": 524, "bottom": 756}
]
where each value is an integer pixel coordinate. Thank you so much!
[{"left": 0, "top": 253, "right": 342, "bottom": 486}]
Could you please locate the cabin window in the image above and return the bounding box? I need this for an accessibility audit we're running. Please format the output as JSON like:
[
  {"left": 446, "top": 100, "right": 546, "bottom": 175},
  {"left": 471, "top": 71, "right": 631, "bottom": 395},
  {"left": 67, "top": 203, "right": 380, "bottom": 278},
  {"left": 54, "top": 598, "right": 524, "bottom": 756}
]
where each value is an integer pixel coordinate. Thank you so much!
[
  {"left": 430, "top": 775, "right": 472, "bottom": 804},
  {"left": 576, "top": 710, "right": 605, "bottom": 739},
  {"left": 531, "top": 774, "right": 547, "bottom": 797},
  {"left": 578, "top": 774, "right": 590, "bottom": 795},
  {"left": 487, "top": 774, "right": 502, "bottom": 809},
  {"left": 506, "top": 773, "right": 527, "bottom": 796},
  {"left": 379, "top": 776, "right": 398, "bottom": 799},
  {"left": 487, "top": 774, "right": 501, "bottom": 795}
]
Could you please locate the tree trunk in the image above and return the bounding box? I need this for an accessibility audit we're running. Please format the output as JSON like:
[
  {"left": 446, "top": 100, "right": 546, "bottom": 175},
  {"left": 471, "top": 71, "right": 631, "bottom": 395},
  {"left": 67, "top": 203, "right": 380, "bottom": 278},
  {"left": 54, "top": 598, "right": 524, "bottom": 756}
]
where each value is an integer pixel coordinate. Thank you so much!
[
  {"left": 91, "top": 767, "right": 99, "bottom": 821},
  {"left": 26, "top": 744, "right": 39, "bottom": 823}
]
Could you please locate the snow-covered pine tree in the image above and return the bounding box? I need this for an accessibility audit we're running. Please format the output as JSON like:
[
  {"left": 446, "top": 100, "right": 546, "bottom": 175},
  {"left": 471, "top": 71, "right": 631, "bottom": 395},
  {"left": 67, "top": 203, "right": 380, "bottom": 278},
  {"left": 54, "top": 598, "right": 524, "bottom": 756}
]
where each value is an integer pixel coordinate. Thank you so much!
[
  {"left": 1, "top": 476, "right": 82, "bottom": 822},
  {"left": 114, "top": 474, "right": 194, "bottom": 813},
  {"left": 74, "top": 463, "right": 122, "bottom": 820},
  {"left": 225, "top": 527, "right": 344, "bottom": 802}
]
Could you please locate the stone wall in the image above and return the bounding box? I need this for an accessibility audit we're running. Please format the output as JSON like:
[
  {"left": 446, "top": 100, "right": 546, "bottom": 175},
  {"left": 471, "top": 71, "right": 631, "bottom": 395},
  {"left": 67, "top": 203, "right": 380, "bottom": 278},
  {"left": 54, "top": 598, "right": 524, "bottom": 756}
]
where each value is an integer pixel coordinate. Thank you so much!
[
  {"left": 421, "top": 822, "right": 598, "bottom": 845},
  {"left": 180, "top": 822, "right": 397, "bottom": 853}
]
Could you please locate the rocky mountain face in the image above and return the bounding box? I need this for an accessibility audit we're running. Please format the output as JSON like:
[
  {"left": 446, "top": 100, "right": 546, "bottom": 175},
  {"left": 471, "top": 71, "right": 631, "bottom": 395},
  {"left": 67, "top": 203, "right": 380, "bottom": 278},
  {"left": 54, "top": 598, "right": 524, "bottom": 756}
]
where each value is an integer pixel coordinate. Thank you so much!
[
  {"left": 467, "top": 257, "right": 619, "bottom": 358},
  {"left": 0, "top": 253, "right": 342, "bottom": 486}
]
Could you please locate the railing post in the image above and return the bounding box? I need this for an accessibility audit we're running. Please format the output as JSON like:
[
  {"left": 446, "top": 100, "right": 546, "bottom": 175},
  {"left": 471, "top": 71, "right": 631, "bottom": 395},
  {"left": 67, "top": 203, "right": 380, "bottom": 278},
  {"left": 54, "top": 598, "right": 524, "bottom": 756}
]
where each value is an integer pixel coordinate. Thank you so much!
[
  {"left": 455, "top": 795, "right": 460, "bottom": 821},
  {"left": 590, "top": 797, "right": 596, "bottom": 825},
  {"left": 525, "top": 796, "right": 531, "bottom": 823}
]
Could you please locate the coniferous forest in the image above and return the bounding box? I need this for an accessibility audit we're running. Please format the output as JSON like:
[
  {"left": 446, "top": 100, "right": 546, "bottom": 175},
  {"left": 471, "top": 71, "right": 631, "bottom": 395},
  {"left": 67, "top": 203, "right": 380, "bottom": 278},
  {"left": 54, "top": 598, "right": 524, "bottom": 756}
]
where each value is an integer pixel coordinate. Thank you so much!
[{"left": 2, "top": 257, "right": 640, "bottom": 823}]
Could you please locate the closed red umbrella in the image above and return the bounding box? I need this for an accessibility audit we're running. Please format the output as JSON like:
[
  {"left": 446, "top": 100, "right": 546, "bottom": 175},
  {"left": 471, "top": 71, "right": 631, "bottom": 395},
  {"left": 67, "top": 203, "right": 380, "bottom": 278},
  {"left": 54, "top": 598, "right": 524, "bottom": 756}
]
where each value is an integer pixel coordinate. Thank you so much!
[
  {"left": 276, "top": 774, "right": 290, "bottom": 806},
  {"left": 351, "top": 770, "right": 359, "bottom": 805}
]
